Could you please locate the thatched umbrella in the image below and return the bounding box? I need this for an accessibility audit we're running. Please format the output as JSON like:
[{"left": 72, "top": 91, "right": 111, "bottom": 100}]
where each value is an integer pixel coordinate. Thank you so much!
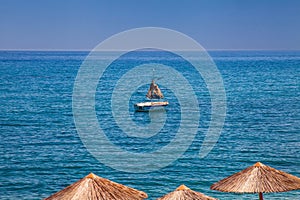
[
  {"left": 211, "top": 162, "right": 300, "bottom": 200},
  {"left": 45, "top": 173, "right": 148, "bottom": 200},
  {"left": 157, "top": 184, "right": 218, "bottom": 200},
  {"left": 146, "top": 80, "right": 164, "bottom": 99}
]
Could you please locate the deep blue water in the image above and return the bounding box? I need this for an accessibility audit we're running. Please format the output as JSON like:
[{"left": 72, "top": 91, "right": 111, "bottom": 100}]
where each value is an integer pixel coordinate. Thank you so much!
[{"left": 0, "top": 50, "right": 299, "bottom": 199}]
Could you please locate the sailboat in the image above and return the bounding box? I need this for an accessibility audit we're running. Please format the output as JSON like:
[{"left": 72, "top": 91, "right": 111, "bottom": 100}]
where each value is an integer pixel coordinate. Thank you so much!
[{"left": 134, "top": 75, "right": 169, "bottom": 112}]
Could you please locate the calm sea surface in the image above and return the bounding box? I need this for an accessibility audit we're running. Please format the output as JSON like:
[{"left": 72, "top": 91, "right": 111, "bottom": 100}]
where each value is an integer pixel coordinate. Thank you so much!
[{"left": 0, "top": 51, "right": 299, "bottom": 199}]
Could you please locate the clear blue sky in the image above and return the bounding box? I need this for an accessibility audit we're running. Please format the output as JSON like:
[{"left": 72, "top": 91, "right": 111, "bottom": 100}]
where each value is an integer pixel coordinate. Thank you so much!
[{"left": 1, "top": 0, "right": 300, "bottom": 50}]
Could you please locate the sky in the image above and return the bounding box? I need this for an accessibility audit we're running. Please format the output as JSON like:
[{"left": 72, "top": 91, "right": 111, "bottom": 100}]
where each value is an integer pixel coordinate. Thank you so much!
[{"left": 0, "top": 0, "right": 300, "bottom": 50}]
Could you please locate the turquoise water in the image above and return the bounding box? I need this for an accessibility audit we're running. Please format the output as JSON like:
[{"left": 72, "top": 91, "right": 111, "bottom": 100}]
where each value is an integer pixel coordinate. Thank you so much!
[{"left": 0, "top": 51, "right": 299, "bottom": 199}]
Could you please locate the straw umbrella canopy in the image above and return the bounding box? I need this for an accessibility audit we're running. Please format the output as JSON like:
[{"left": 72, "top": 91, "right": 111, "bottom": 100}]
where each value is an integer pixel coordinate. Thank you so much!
[
  {"left": 157, "top": 184, "right": 218, "bottom": 200},
  {"left": 146, "top": 80, "right": 164, "bottom": 99},
  {"left": 211, "top": 162, "right": 300, "bottom": 200},
  {"left": 45, "top": 173, "right": 148, "bottom": 200}
]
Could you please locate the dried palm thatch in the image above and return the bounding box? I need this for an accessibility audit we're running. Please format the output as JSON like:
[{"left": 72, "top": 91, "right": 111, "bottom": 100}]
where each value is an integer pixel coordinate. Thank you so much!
[
  {"left": 45, "top": 173, "right": 148, "bottom": 200},
  {"left": 146, "top": 80, "right": 164, "bottom": 99},
  {"left": 211, "top": 162, "right": 300, "bottom": 200},
  {"left": 157, "top": 184, "right": 218, "bottom": 200}
]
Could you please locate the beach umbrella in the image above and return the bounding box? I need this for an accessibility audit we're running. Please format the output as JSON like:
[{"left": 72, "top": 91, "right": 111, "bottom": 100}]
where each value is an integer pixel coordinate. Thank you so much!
[
  {"left": 210, "top": 162, "right": 300, "bottom": 200},
  {"left": 157, "top": 184, "right": 218, "bottom": 200},
  {"left": 45, "top": 173, "right": 148, "bottom": 200}
]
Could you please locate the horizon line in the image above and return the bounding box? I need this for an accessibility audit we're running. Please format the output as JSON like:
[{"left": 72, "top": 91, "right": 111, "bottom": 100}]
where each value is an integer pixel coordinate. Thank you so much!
[{"left": 1, "top": 48, "right": 300, "bottom": 52}]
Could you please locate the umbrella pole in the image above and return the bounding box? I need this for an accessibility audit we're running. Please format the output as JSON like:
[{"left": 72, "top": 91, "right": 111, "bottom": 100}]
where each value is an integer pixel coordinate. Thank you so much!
[{"left": 259, "top": 192, "right": 263, "bottom": 200}]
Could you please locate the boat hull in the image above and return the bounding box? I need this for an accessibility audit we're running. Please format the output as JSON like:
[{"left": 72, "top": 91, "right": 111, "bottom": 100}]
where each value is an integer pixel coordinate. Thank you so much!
[{"left": 134, "top": 101, "right": 169, "bottom": 112}]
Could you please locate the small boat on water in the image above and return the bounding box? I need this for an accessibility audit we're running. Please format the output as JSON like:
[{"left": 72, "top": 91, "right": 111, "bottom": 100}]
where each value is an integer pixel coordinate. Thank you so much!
[
  {"left": 134, "top": 79, "right": 169, "bottom": 112},
  {"left": 134, "top": 101, "right": 169, "bottom": 112}
]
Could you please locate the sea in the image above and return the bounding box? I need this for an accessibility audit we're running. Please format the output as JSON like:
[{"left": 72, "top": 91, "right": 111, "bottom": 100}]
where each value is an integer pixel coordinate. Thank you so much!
[{"left": 0, "top": 50, "right": 299, "bottom": 200}]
